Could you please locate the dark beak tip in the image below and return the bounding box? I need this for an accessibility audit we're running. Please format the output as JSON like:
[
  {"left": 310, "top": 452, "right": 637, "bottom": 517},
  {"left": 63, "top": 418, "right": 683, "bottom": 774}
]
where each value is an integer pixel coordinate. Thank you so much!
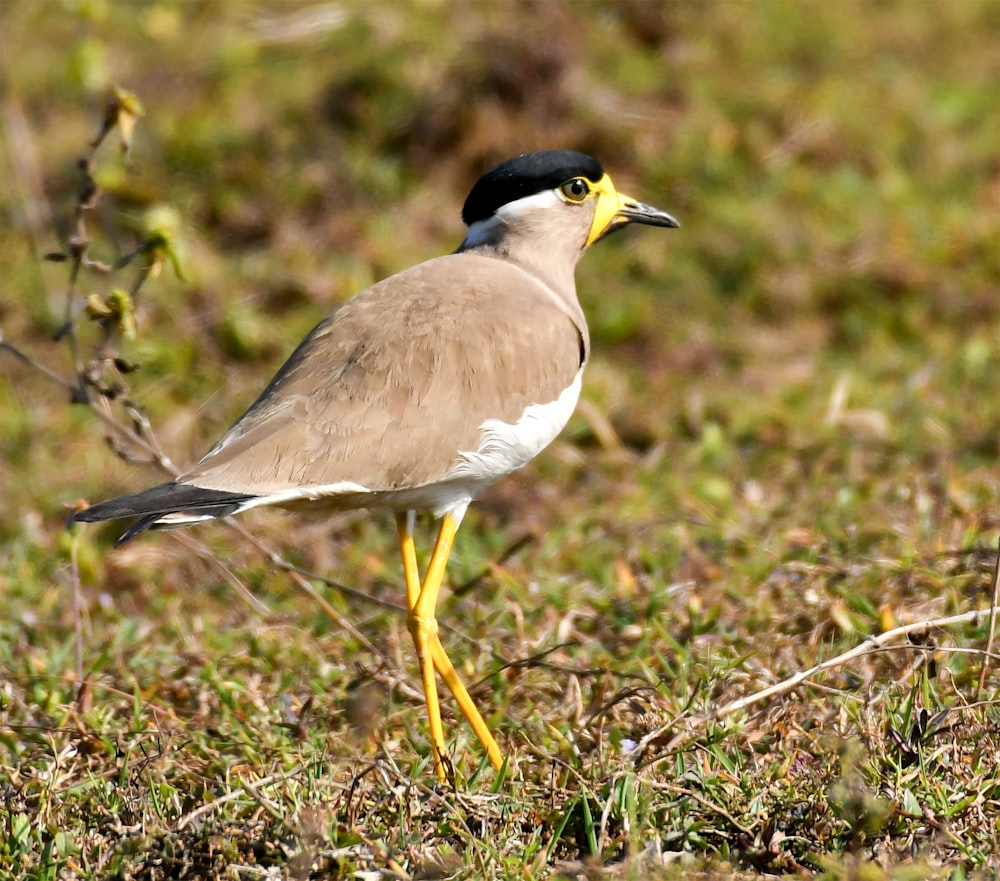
[
  {"left": 622, "top": 201, "right": 680, "bottom": 230},
  {"left": 654, "top": 207, "right": 681, "bottom": 229}
]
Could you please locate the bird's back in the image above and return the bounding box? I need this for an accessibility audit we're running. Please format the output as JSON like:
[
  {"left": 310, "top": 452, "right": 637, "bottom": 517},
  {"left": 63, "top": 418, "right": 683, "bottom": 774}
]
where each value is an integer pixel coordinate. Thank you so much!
[{"left": 182, "top": 252, "right": 588, "bottom": 505}]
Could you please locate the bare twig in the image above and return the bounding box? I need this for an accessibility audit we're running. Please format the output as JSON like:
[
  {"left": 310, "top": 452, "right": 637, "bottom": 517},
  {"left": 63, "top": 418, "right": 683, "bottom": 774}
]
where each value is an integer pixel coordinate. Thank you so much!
[
  {"left": 169, "top": 530, "right": 271, "bottom": 615},
  {"left": 69, "top": 527, "right": 84, "bottom": 683},
  {"left": 976, "top": 538, "right": 1000, "bottom": 699},
  {"left": 0, "top": 334, "right": 81, "bottom": 392},
  {"left": 452, "top": 532, "right": 535, "bottom": 597},
  {"left": 634, "top": 607, "right": 994, "bottom": 768},
  {"left": 0, "top": 333, "right": 180, "bottom": 471},
  {"left": 223, "top": 519, "right": 389, "bottom": 658},
  {"left": 716, "top": 609, "right": 990, "bottom": 717}
]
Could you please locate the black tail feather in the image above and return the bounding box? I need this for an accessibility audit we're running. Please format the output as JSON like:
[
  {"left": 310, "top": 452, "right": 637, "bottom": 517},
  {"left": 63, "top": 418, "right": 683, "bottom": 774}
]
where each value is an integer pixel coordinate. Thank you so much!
[
  {"left": 115, "top": 512, "right": 168, "bottom": 546},
  {"left": 74, "top": 481, "right": 256, "bottom": 544}
]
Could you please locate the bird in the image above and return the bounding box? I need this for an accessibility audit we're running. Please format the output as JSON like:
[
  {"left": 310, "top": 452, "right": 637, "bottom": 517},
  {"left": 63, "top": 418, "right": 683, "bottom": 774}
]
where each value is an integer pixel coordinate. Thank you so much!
[{"left": 73, "top": 150, "right": 679, "bottom": 780}]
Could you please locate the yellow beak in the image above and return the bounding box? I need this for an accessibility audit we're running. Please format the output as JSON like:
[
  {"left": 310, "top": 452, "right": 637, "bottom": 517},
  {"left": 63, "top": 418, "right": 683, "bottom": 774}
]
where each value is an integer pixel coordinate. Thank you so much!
[{"left": 585, "top": 173, "right": 680, "bottom": 247}]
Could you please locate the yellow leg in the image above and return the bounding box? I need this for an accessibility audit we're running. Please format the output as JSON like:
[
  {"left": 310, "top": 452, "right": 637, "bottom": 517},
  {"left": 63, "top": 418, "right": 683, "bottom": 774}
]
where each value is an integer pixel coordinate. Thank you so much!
[
  {"left": 429, "top": 634, "right": 504, "bottom": 770},
  {"left": 396, "top": 511, "right": 505, "bottom": 777},
  {"left": 398, "top": 512, "right": 447, "bottom": 780},
  {"left": 396, "top": 512, "right": 421, "bottom": 610}
]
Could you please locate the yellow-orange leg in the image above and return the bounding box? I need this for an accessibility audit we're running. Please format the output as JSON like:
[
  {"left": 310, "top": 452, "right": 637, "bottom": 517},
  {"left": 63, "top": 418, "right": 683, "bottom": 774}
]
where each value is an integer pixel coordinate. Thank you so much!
[
  {"left": 397, "top": 512, "right": 448, "bottom": 779},
  {"left": 395, "top": 512, "right": 504, "bottom": 779}
]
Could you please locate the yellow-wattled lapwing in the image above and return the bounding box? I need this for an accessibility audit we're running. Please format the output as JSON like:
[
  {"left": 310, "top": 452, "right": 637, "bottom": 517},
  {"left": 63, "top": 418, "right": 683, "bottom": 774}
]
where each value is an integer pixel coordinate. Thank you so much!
[{"left": 74, "top": 150, "right": 679, "bottom": 779}]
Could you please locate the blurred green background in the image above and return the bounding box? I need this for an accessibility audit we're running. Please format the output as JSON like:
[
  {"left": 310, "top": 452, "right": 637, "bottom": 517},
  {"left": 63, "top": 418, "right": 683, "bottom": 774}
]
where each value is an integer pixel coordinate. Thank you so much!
[
  {"left": 3, "top": 2, "right": 1000, "bottom": 878},
  {"left": 3, "top": 1, "right": 1000, "bottom": 534}
]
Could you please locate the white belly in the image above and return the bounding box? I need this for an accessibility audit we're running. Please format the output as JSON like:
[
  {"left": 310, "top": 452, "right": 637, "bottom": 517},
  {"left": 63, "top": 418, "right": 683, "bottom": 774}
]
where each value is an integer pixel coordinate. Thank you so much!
[{"left": 449, "top": 368, "right": 583, "bottom": 485}]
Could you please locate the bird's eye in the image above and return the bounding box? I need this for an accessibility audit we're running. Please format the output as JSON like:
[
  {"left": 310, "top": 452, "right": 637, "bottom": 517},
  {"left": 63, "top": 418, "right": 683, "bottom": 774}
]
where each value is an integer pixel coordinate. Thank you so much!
[{"left": 559, "top": 178, "right": 590, "bottom": 203}]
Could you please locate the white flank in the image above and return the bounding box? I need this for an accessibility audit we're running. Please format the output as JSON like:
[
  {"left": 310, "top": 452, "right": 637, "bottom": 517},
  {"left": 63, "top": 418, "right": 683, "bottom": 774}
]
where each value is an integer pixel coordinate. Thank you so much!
[
  {"left": 150, "top": 513, "right": 218, "bottom": 529},
  {"left": 236, "top": 481, "right": 372, "bottom": 509},
  {"left": 152, "top": 480, "right": 372, "bottom": 528},
  {"left": 450, "top": 369, "right": 583, "bottom": 484}
]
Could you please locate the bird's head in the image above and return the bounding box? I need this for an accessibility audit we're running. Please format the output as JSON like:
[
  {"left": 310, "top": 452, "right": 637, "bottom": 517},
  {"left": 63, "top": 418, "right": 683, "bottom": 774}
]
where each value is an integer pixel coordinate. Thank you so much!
[{"left": 459, "top": 150, "right": 679, "bottom": 262}]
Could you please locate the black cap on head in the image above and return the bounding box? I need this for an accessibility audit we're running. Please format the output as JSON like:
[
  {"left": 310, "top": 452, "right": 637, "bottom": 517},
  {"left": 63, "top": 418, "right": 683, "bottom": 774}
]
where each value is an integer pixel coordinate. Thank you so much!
[{"left": 462, "top": 151, "right": 605, "bottom": 227}]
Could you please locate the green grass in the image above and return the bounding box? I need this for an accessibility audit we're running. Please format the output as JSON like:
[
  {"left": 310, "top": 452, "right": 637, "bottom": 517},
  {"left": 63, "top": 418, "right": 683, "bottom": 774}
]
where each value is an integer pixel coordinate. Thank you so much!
[{"left": 3, "top": 1, "right": 1000, "bottom": 878}]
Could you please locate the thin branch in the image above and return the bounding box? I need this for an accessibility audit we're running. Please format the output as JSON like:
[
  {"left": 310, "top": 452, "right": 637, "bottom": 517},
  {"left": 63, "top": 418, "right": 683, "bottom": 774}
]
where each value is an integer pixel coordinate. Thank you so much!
[
  {"left": 170, "top": 530, "right": 271, "bottom": 615},
  {"left": 1, "top": 333, "right": 178, "bottom": 473},
  {"left": 69, "top": 527, "right": 84, "bottom": 683},
  {"left": 224, "top": 519, "right": 384, "bottom": 659},
  {"left": 634, "top": 607, "right": 993, "bottom": 768},
  {"left": 715, "top": 609, "right": 990, "bottom": 718},
  {"left": 976, "top": 538, "right": 1000, "bottom": 699},
  {"left": 0, "top": 333, "right": 80, "bottom": 392}
]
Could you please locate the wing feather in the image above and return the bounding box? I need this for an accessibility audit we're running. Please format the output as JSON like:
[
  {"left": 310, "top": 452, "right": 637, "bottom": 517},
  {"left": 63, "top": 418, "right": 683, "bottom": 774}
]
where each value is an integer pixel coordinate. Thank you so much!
[{"left": 181, "top": 253, "right": 585, "bottom": 496}]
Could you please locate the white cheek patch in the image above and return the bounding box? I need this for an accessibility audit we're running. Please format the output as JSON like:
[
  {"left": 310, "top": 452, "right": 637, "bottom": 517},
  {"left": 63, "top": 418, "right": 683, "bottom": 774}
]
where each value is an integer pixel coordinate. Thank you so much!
[
  {"left": 450, "top": 369, "right": 583, "bottom": 483},
  {"left": 496, "top": 189, "right": 565, "bottom": 220},
  {"left": 460, "top": 190, "right": 566, "bottom": 250}
]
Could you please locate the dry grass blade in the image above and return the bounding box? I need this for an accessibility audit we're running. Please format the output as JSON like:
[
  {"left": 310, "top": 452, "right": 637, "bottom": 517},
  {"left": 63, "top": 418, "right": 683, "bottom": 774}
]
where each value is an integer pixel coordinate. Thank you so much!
[
  {"left": 174, "top": 767, "right": 305, "bottom": 832},
  {"left": 975, "top": 539, "right": 1000, "bottom": 700}
]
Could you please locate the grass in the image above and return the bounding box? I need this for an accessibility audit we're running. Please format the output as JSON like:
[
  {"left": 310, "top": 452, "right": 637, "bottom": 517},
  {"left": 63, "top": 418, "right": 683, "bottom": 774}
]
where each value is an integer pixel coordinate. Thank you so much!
[{"left": 3, "top": 1, "right": 1000, "bottom": 878}]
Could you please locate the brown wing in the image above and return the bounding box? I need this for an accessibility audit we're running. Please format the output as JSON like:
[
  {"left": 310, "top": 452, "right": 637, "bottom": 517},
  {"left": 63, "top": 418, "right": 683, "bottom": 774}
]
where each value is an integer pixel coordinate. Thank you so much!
[{"left": 181, "top": 253, "right": 585, "bottom": 495}]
